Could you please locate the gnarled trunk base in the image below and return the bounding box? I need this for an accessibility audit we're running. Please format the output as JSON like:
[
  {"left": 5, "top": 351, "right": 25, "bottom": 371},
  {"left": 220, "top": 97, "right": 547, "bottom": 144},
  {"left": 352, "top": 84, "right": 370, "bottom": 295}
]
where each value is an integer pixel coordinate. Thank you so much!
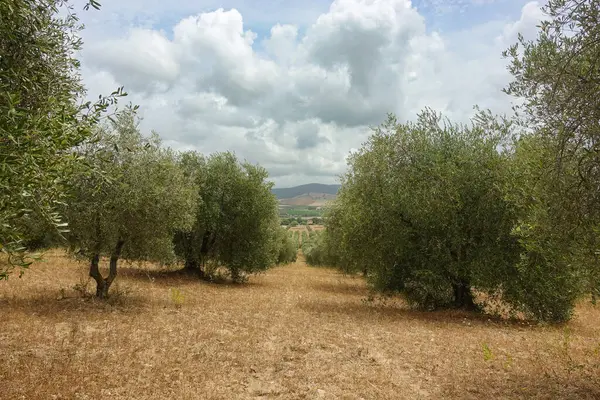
[
  {"left": 95, "top": 278, "right": 110, "bottom": 299},
  {"left": 183, "top": 258, "right": 206, "bottom": 279},
  {"left": 89, "top": 240, "right": 125, "bottom": 299},
  {"left": 184, "top": 259, "right": 199, "bottom": 271},
  {"left": 452, "top": 281, "right": 477, "bottom": 310}
]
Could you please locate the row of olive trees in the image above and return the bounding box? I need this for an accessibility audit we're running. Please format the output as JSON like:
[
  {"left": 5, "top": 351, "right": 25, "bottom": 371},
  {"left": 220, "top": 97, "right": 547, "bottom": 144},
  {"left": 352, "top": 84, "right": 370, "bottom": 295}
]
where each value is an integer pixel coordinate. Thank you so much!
[
  {"left": 301, "top": 230, "right": 336, "bottom": 267},
  {"left": 22, "top": 110, "right": 294, "bottom": 297},
  {"left": 0, "top": 0, "right": 295, "bottom": 297},
  {"left": 279, "top": 229, "right": 298, "bottom": 264},
  {"left": 315, "top": 0, "right": 600, "bottom": 322}
]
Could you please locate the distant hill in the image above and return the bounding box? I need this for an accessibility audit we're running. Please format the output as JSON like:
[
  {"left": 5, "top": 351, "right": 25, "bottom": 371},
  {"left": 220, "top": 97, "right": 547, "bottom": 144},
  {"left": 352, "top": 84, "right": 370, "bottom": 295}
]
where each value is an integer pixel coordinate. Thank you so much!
[
  {"left": 271, "top": 183, "right": 341, "bottom": 200},
  {"left": 278, "top": 192, "right": 338, "bottom": 207}
]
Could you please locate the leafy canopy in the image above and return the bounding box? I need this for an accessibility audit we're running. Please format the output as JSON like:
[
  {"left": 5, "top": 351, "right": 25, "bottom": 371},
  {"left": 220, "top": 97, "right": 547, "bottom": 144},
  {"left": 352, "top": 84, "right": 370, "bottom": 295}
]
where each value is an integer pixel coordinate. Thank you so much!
[
  {"left": 0, "top": 0, "right": 125, "bottom": 278},
  {"left": 174, "top": 152, "right": 281, "bottom": 282},
  {"left": 65, "top": 110, "right": 197, "bottom": 263},
  {"left": 64, "top": 110, "right": 197, "bottom": 297}
]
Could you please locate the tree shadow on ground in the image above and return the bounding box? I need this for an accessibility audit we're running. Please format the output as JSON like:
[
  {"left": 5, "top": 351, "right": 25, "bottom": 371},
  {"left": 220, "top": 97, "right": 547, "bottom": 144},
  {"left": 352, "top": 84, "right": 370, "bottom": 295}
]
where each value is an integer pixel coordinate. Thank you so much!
[
  {"left": 117, "top": 266, "right": 269, "bottom": 289},
  {"left": 0, "top": 291, "right": 148, "bottom": 317},
  {"left": 296, "top": 298, "right": 548, "bottom": 330}
]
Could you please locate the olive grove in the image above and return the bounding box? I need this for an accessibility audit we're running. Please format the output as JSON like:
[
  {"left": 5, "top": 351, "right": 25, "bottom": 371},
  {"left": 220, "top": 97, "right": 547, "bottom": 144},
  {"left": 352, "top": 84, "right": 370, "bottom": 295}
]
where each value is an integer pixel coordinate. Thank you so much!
[
  {"left": 3, "top": 0, "right": 600, "bottom": 315},
  {"left": 0, "top": 1, "right": 289, "bottom": 297}
]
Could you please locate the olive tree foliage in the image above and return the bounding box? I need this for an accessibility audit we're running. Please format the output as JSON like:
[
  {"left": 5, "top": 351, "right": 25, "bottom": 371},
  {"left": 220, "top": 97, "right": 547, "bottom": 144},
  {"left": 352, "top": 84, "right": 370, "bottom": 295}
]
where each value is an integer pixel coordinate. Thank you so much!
[
  {"left": 324, "top": 107, "right": 595, "bottom": 321},
  {"left": 503, "top": 0, "right": 600, "bottom": 312},
  {"left": 501, "top": 134, "right": 593, "bottom": 321},
  {"left": 0, "top": 0, "right": 124, "bottom": 279},
  {"left": 276, "top": 228, "right": 297, "bottom": 264},
  {"left": 174, "top": 152, "right": 281, "bottom": 282},
  {"left": 301, "top": 229, "right": 337, "bottom": 267},
  {"left": 326, "top": 109, "right": 526, "bottom": 310},
  {"left": 64, "top": 110, "right": 197, "bottom": 298},
  {"left": 504, "top": 0, "right": 600, "bottom": 172}
]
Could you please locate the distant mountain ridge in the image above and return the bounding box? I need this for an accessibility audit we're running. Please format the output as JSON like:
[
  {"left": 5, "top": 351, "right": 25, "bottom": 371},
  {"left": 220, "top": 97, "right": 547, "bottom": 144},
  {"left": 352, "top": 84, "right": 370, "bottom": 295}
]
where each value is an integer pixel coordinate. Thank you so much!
[{"left": 271, "top": 183, "right": 341, "bottom": 200}]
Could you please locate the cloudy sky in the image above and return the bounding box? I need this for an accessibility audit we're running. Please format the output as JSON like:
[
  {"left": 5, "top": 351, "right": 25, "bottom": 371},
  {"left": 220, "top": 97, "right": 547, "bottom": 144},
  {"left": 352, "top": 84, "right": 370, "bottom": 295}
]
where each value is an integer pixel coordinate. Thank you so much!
[{"left": 73, "top": 0, "right": 546, "bottom": 187}]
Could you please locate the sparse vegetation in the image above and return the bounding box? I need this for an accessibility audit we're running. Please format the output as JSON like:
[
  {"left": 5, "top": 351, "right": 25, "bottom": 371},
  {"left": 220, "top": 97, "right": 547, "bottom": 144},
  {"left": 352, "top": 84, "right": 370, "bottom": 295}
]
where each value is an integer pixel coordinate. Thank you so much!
[{"left": 0, "top": 250, "right": 598, "bottom": 399}]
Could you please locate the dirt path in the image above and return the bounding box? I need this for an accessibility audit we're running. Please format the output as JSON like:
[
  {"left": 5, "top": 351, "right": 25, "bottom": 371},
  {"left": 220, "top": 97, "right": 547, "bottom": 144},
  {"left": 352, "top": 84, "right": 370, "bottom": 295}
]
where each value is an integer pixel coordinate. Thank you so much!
[{"left": 1, "top": 251, "right": 599, "bottom": 399}]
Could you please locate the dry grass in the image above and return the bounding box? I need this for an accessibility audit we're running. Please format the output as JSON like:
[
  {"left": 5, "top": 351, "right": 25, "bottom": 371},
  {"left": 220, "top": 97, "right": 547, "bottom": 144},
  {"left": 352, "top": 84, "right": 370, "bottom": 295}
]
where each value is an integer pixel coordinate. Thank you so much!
[{"left": 1, "top": 249, "right": 599, "bottom": 399}]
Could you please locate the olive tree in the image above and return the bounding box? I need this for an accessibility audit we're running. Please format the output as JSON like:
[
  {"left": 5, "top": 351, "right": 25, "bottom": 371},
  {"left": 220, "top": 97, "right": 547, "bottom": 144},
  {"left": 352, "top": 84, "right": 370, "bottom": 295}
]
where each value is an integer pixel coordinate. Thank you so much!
[
  {"left": 275, "top": 227, "right": 297, "bottom": 264},
  {"left": 500, "top": 134, "right": 592, "bottom": 321},
  {"left": 174, "top": 152, "right": 280, "bottom": 282},
  {"left": 327, "top": 106, "right": 596, "bottom": 321},
  {"left": 302, "top": 230, "right": 337, "bottom": 267},
  {"left": 328, "top": 109, "right": 522, "bottom": 310},
  {"left": 65, "top": 110, "right": 197, "bottom": 298},
  {"left": 502, "top": 0, "right": 600, "bottom": 315},
  {"left": 0, "top": 0, "right": 124, "bottom": 279}
]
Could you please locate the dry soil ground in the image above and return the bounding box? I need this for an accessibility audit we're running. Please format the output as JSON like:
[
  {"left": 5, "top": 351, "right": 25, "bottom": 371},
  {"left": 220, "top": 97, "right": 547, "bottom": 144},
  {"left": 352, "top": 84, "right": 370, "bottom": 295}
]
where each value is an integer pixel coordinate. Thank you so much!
[{"left": 1, "top": 250, "right": 599, "bottom": 400}]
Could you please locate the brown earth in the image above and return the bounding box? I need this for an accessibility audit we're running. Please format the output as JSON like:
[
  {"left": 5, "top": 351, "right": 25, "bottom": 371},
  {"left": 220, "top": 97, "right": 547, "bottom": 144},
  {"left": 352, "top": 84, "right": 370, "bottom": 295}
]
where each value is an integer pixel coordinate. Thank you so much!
[{"left": 1, "top": 250, "right": 599, "bottom": 399}]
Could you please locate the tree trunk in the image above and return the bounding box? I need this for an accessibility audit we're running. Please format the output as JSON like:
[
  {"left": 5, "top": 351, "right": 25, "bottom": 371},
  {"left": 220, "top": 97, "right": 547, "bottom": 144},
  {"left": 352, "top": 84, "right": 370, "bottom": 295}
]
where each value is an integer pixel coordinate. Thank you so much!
[
  {"left": 88, "top": 240, "right": 125, "bottom": 299},
  {"left": 230, "top": 267, "right": 241, "bottom": 283},
  {"left": 183, "top": 257, "right": 208, "bottom": 280},
  {"left": 184, "top": 259, "right": 199, "bottom": 271},
  {"left": 89, "top": 253, "right": 107, "bottom": 298},
  {"left": 452, "top": 280, "right": 477, "bottom": 310},
  {"left": 105, "top": 239, "right": 124, "bottom": 289}
]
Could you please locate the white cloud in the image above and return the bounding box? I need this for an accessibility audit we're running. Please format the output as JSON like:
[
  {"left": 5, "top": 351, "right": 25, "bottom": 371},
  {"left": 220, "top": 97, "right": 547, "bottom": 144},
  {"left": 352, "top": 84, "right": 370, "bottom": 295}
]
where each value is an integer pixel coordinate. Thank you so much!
[
  {"left": 497, "top": 1, "right": 547, "bottom": 45},
  {"left": 76, "top": 0, "right": 545, "bottom": 186},
  {"left": 263, "top": 24, "right": 299, "bottom": 65},
  {"left": 86, "top": 29, "right": 179, "bottom": 93}
]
